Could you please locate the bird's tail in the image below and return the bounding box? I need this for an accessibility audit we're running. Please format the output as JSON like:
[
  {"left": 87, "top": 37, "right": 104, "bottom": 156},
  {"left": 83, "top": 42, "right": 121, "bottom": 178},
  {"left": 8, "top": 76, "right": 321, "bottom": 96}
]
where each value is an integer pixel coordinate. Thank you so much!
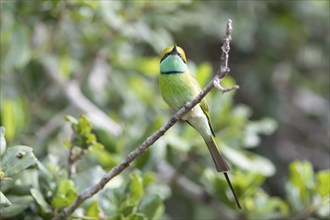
[
  {"left": 204, "top": 138, "right": 242, "bottom": 209},
  {"left": 204, "top": 138, "right": 230, "bottom": 172}
]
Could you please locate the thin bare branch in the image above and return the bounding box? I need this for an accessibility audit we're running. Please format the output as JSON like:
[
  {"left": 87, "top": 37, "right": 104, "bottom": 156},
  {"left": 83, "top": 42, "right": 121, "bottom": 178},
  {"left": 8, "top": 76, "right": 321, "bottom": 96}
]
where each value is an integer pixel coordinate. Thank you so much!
[
  {"left": 63, "top": 19, "right": 237, "bottom": 218},
  {"left": 218, "top": 19, "right": 233, "bottom": 78},
  {"left": 214, "top": 19, "right": 239, "bottom": 93}
]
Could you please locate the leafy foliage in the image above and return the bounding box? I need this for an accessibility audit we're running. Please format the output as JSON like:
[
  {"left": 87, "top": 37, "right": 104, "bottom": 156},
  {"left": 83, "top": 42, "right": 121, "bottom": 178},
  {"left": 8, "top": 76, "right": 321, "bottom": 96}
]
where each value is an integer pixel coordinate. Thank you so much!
[
  {"left": 0, "top": 128, "right": 38, "bottom": 216},
  {"left": 0, "top": 1, "right": 329, "bottom": 219}
]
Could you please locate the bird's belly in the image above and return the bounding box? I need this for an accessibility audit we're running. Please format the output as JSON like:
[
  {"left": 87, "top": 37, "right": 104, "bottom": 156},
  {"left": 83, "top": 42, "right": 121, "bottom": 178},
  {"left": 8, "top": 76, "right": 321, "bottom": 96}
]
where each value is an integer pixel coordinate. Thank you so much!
[
  {"left": 182, "top": 105, "right": 204, "bottom": 120},
  {"left": 183, "top": 106, "right": 213, "bottom": 138}
]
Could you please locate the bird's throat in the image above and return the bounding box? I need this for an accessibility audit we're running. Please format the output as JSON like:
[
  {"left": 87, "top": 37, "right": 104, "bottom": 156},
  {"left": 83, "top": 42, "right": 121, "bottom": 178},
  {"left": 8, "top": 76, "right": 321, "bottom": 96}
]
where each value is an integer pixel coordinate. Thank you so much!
[{"left": 160, "top": 55, "right": 187, "bottom": 74}]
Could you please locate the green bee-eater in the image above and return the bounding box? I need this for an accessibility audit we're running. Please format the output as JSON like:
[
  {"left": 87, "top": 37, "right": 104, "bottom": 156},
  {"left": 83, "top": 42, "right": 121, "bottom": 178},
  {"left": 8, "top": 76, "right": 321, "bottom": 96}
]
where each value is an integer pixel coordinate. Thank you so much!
[{"left": 159, "top": 45, "right": 241, "bottom": 209}]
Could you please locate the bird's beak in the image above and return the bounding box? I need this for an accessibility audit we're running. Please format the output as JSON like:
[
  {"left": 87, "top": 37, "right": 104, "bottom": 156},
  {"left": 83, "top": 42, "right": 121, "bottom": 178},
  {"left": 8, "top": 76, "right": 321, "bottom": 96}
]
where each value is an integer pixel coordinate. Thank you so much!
[{"left": 170, "top": 45, "right": 178, "bottom": 55}]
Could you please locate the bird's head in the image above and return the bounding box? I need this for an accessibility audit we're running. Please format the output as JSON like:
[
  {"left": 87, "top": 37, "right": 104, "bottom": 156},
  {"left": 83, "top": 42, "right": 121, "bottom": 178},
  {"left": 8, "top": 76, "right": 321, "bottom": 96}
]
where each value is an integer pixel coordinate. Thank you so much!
[{"left": 160, "top": 45, "right": 188, "bottom": 74}]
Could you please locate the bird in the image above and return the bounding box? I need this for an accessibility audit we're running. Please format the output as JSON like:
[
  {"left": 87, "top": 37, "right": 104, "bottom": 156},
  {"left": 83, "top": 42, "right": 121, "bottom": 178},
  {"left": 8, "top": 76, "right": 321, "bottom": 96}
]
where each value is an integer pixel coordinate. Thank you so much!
[{"left": 159, "top": 45, "right": 241, "bottom": 209}]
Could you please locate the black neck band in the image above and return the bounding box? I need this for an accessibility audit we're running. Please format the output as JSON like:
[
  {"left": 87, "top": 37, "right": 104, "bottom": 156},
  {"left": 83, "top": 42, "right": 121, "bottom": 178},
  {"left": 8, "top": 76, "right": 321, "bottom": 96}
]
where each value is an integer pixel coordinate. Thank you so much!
[{"left": 161, "top": 70, "right": 184, "bottom": 74}]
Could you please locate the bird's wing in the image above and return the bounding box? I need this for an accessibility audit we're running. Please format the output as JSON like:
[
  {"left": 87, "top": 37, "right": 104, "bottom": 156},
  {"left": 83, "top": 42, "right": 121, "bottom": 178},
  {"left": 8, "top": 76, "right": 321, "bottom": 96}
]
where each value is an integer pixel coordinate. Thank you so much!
[
  {"left": 187, "top": 71, "right": 216, "bottom": 137},
  {"left": 200, "top": 98, "right": 216, "bottom": 137}
]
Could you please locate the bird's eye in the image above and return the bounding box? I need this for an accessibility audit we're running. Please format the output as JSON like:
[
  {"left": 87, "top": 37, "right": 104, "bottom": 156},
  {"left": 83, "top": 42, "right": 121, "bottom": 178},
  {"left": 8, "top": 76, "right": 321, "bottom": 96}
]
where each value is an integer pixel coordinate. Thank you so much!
[{"left": 177, "top": 53, "right": 186, "bottom": 63}]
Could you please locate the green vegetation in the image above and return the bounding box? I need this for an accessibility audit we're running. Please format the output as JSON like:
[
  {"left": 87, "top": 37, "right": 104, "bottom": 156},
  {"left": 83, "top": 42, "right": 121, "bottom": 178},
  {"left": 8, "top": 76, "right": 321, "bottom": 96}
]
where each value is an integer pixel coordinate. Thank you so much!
[{"left": 1, "top": 1, "right": 329, "bottom": 219}]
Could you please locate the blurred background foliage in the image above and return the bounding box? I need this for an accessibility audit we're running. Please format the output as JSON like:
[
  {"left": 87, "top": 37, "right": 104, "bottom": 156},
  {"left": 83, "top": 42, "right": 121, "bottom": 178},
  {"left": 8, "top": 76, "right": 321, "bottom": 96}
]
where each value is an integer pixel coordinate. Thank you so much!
[{"left": 0, "top": 0, "right": 329, "bottom": 219}]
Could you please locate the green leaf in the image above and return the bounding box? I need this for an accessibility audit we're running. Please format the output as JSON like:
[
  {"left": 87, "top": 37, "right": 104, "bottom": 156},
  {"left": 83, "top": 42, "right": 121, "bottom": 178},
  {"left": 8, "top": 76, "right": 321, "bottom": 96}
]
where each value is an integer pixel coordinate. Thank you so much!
[
  {"left": 57, "top": 179, "right": 77, "bottom": 197},
  {"left": 0, "top": 191, "right": 12, "bottom": 207},
  {"left": 0, "top": 127, "right": 6, "bottom": 156},
  {"left": 129, "top": 172, "right": 144, "bottom": 205},
  {"left": 77, "top": 114, "right": 92, "bottom": 135},
  {"left": 142, "top": 172, "right": 155, "bottom": 188},
  {"left": 69, "top": 114, "right": 102, "bottom": 149},
  {"left": 30, "top": 188, "right": 51, "bottom": 213},
  {"left": 85, "top": 200, "right": 100, "bottom": 218},
  {"left": 138, "top": 194, "right": 164, "bottom": 220},
  {"left": 1, "top": 169, "right": 39, "bottom": 194},
  {"left": 234, "top": 171, "right": 266, "bottom": 197},
  {"left": 127, "top": 212, "right": 147, "bottom": 220},
  {"left": 1, "top": 145, "right": 38, "bottom": 177},
  {"left": 119, "top": 202, "right": 135, "bottom": 217},
  {"left": 222, "top": 145, "right": 276, "bottom": 176},
  {"left": 286, "top": 161, "right": 315, "bottom": 210},
  {"left": 65, "top": 115, "right": 78, "bottom": 124},
  {"left": 316, "top": 170, "right": 330, "bottom": 197},
  {"left": 0, "top": 195, "right": 33, "bottom": 218},
  {"left": 52, "top": 179, "right": 77, "bottom": 208},
  {"left": 1, "top": 98, "right": 27, "bottom": 141},
  {"left": 289, "top": 161, "right": 314, "bottom": 197},
  {"left": 248, "top": 191, "right": 289, "bottom": 219}
]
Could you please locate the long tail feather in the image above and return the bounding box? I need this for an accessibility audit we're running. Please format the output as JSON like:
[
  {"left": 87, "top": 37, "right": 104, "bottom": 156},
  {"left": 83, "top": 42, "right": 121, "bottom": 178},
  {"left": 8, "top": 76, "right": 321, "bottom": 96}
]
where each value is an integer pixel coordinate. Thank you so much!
[
  {"left": 205, "top": 139, "right": 230, "bottom": 172},
  {"left": 224, "top": 172, "right": 242, "bottom": 209},
  {"left": 205, "top": 138, "right": 241, "bottom": 209}
]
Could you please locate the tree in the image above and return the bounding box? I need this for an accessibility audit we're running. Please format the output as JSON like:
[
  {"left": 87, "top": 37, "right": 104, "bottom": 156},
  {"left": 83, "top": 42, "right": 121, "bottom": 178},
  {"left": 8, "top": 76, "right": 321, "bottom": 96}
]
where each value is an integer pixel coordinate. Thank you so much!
[{"left": 1, "top": 1, "right": 329, "bottom": 219}]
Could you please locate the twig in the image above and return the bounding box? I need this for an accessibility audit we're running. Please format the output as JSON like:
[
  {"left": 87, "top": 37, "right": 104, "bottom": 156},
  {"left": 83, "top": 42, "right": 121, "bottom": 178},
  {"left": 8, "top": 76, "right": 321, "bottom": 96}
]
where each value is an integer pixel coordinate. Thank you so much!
[
  {"left": 63, "top": 19, "right": 237, "bottom": 217},
  {"left": 68, "top": 146, "right": 88, "bottom": 179},
  {"left": 219, "top": 18, "right": 232, "bottom": 78},
  {"left": 67, "top": 143, "right": 75, "bottom": 179},
  {"left": 214, "top": 19, "right": 239, "bottom": 93}
]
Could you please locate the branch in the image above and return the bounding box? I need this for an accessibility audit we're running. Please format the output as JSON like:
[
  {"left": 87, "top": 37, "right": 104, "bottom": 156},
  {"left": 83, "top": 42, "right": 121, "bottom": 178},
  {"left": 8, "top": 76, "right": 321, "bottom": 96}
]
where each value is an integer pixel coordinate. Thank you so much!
[
  {"left": 63, "top": 19, "right": 237, "bottom": 217},
  {"left": 67, "top": 145, "right": 88, "bottom": 179}
]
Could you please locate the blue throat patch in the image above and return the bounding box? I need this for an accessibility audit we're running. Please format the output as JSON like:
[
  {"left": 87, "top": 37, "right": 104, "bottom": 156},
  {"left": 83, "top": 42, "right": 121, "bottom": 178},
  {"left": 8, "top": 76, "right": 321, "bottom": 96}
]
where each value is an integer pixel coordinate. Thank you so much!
[{"left": 160, "top": 54, "right": 187, "bottom": 75}]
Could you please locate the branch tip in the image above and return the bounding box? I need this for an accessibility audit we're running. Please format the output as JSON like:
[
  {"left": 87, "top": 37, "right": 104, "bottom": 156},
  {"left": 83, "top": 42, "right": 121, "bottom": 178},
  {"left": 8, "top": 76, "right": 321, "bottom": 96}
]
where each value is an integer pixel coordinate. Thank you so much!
[{"left": 213, "top": 77, "right": 239, "bottom": 94}]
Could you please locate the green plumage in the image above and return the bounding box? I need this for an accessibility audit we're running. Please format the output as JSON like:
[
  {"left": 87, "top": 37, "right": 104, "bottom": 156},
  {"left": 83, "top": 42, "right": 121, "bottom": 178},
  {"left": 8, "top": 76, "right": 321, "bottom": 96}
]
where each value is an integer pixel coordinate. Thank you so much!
[
  {"left": 160, "top": 71, "right": 199, "bottom": 110},
  {"left": 159, "top": 45, "right": 241, "bottom": 209},
  {"left": 159, "top": 45, "right": 229, "bottom": 172}
]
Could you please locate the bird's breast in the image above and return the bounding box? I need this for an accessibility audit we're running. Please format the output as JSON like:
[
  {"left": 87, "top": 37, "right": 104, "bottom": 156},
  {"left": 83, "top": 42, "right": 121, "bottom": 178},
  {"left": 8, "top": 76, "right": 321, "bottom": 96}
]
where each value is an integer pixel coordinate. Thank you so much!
[{"left": 160, "top": 73, "right": 198, "bottom": 110}]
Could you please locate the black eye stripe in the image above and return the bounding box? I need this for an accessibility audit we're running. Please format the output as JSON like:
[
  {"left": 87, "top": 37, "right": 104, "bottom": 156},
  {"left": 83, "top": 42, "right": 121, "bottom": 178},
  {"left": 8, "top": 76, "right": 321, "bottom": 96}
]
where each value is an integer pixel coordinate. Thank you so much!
[
  {"left": 178, "top": 53, "right": 186, "bottom": 63},
  {"left": 160, "top": 52, "right": 171, "bottom": 63}
]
